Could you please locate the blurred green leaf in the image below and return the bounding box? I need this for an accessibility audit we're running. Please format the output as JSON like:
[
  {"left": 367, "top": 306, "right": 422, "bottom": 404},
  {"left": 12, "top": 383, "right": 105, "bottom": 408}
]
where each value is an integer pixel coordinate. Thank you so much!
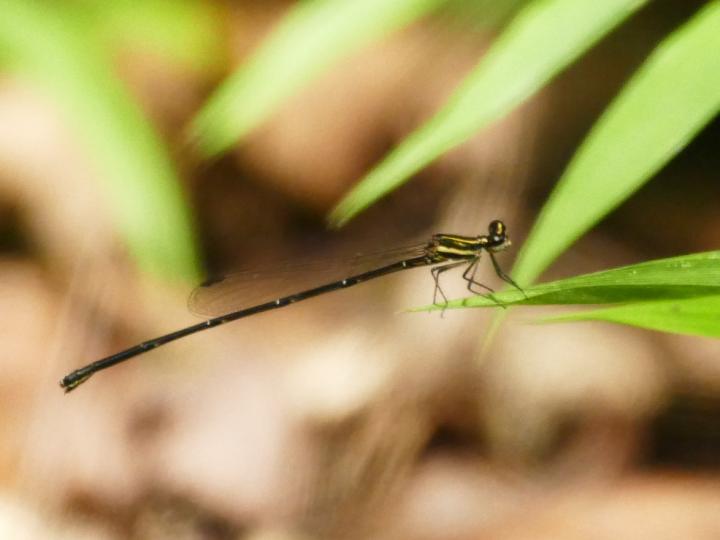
[
  {"left": 82, "top": 0, "right": 225, "bottom": 73},
  {"left": 189, "top": 0, "right": 446, "bottom": 157},
  {"left": 0, "top": 1, "right": 200, "bottom": 282},
  {"left": 416, "top": 250, "right": 720, "bottom": 310},
  {"left": 329, "top": 0, "right": 648, "bottom": 227},
  {"left": 545, "top": 295, "right": 720, "bottom": 338},
  {"left": 513, "top": 1, "right": 720, "bottom": 286},
  {"left": 441, "top": 0, "right": 529, "bottom": 28}
]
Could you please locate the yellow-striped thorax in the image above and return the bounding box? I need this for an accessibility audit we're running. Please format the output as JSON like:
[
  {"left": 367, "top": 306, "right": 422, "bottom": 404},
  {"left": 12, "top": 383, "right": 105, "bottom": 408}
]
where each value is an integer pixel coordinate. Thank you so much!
[{"left": 428, "top": 220, "right": 511, "bottom": 262}]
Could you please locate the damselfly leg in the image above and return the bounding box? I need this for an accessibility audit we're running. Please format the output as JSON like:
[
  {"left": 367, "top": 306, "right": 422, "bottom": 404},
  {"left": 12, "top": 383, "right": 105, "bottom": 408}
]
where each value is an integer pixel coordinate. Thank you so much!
[
  {"left": 489, "top": 252, "right": 527, "bottom": 298},
  {"left": 460, "top": 256, "right": 505, "bottom": 308},
  {"left": 430, "top": 260, "right": 468, "bottom": 316},
  {"left": 461, "top": 257, "right": 495, "bottom": 295},
  {"left": 429, "top": 255, "right": 511, "bottom": 315}
]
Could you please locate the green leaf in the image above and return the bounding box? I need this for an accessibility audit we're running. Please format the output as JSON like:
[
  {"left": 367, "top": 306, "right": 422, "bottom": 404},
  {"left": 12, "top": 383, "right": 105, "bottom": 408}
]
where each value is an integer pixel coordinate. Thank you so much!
[
  {"left": 513, "top": 1, "right": 720, "bottom": 286},
  {"left": 329, "top": 0, "right": 648, "bottom": 227},
  {"left": 544, "top": 295, "right": 720, "bottom": 338},
  {"left": 81, "top": 0, "right": 225, "bottom": 73},
  {"left": 415, "top": 250, "right": 720, "bottom": 311},
  {"left": 190, "top": 0, "right": 445, "bottom": 157},
  {"left": 0, "top": 1, "right": 200, "bottom": 282}
]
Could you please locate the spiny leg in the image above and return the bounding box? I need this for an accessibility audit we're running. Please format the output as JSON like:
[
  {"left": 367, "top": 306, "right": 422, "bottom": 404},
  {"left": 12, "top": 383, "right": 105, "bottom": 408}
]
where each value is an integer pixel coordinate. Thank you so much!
[
  {"left": 430, "top": 261, "right": 467, "bottom": 315},
  {"left": 489, "top": 251, "right": 527, "bottom": 299},
  {"left": 461, "top": 256, "right": 505, "bottom": 308},
  {"left": 461, "top": 257, "right": 495, "bottom": 295}
]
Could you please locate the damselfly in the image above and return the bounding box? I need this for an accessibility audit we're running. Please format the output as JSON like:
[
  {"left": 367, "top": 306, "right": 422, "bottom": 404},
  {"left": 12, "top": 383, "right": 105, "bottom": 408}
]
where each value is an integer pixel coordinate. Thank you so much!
[{"left": 60, "top": 220, "right": 522, "bottom": 392}]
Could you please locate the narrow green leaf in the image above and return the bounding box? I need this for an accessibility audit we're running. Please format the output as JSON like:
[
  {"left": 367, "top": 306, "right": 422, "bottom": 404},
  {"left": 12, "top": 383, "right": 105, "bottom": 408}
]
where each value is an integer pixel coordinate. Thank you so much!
[
  {"left": 87, "top": 0, "right": 225, "bottom": 73},
  {"left": 329, "top": 0, "right": 648, "bottom": 227},
  {"left": 415, "top": 250, "right": 720, "bottom": 311},
  {"left": 544, "top": 295, "right": 720, "bottom": 338},
  {"left": 0, "top": 1, "right": 200, "bottom": 282},
  {"left": 513, "top": 1, "right": 720, "bottom": 286},
  {"left": 190, "top": 0, "right": 445, "bottom": 156}
]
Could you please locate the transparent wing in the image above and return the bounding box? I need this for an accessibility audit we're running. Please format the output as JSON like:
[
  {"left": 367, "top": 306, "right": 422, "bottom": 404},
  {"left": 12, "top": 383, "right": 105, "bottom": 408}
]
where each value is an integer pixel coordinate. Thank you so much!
[{"left": 188, "top": 242, "right": 430, "bottom": 316}]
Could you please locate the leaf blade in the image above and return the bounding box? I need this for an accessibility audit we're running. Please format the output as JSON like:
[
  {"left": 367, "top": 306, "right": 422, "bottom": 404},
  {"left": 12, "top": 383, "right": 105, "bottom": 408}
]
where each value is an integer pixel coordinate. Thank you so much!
[
  {"left": 190, "top": 0, "right": 445, "bottom": 156},
  {"left": 513, "top": 1, "right": 720, "bottom": 286},
  {"left": 0, "top": 1, "right": 200, "bottom": 282},
  {"left": 329, "top": 0, "right": 648, "bottom": 226},
  {"left": 414, "top": 250, "right": 720, "bottom": 310},
  {"left": 544, "top": 295, "right": 720, "bottom": 338}
]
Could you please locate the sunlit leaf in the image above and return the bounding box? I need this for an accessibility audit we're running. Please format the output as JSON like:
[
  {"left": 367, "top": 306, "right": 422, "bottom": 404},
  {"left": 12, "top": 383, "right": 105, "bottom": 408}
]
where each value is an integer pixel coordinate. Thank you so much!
[
  {"left": 190, "top": 0, "right": 445, "bottom": 156},
  {"left": 329, "top": 0, "right": 648, "bottom": 227},
  {"left": 415, "top": 250, "right": 720, "bottom": 310},
  {"left": 544, "top": 295, "right": 720, "bottom": 338},
  {"left": 513, "top": 1, "right": 720, "bottom": 286}
]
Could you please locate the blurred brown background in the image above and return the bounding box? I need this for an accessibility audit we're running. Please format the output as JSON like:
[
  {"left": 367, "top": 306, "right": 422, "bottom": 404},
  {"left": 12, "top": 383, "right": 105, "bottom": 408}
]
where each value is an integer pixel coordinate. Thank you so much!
[{"left": 0, "top": 1, "right": 719, "bottom": 539}]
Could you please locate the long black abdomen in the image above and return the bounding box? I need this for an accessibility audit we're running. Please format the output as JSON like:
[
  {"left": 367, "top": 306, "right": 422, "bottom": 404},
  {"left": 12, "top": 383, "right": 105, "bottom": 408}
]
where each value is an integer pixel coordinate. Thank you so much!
[{"left": 60, "top": 255, "right": 431, "bottom": 392}]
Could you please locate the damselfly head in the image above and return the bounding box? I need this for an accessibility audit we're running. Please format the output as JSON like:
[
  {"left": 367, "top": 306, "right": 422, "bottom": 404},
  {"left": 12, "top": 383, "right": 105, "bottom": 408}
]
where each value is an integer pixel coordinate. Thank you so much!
[
  {"left": 488, "top": 220, "right": 505, "bottom": 236},
  {"left": 487, "top": 220, "right": 510, "bottom": 251}
]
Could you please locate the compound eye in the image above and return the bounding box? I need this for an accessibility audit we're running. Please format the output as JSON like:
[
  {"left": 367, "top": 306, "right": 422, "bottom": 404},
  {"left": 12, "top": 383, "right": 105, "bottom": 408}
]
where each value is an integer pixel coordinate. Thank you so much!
[{"left": 488, "top": 220, "right": 505, "bottom": 237}]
